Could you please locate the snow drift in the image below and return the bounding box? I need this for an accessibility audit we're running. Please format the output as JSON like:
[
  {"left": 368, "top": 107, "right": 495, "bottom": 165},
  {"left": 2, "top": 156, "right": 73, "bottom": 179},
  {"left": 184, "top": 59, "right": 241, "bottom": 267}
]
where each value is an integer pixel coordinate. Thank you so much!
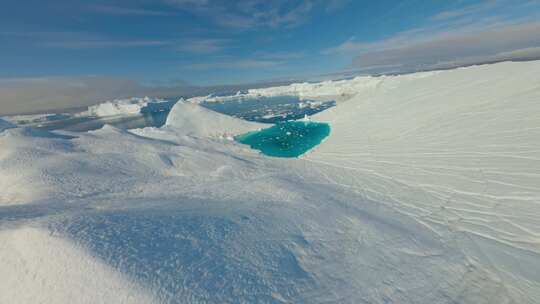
[{"left": 1, "top": 60, "right": 540, "bottom": 303}]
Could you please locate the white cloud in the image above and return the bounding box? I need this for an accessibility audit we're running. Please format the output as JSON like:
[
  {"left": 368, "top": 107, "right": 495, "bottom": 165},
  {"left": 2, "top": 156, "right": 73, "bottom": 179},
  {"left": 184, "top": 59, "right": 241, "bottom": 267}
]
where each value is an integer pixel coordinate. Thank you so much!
[{"left": 349, "top": 21, "right": 540, "bottom": 73}]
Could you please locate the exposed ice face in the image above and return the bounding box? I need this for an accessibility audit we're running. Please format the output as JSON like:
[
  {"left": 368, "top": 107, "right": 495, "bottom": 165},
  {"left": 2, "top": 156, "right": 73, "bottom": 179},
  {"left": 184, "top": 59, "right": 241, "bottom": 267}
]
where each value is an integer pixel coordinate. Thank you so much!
[{"left": 0, "top": 118, "right": 15, "bottom": 132}]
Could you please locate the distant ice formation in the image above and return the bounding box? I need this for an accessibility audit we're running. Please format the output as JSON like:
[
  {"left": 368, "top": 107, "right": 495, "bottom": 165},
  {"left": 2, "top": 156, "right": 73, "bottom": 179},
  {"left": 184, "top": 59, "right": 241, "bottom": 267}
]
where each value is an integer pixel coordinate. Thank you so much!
[
  {"left": 165, "top": 101, "right": 265, "bottom": 138},
  {"left": 85, "top": 97, "right": 175, "bottom": 117},
  {"left": 188, "top": 73, "right": 439, "bottom": 105}
]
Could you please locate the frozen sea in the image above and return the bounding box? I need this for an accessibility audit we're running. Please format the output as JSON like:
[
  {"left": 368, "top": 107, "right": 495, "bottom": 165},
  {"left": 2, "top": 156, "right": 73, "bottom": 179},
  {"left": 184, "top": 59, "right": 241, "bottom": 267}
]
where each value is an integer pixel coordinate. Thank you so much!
[
  {"left": 1, "top": 61, "right": 540, "bottom": 304},
  {"left": 5, "top": 95, "right": 335, "bottom": 132}
]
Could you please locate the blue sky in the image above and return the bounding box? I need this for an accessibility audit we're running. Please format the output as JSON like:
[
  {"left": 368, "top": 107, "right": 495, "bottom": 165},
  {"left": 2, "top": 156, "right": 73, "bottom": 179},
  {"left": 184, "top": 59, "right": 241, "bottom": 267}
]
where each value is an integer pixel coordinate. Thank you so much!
[{"left": 1, "top": 0, "right": 540, "bottom": 86}]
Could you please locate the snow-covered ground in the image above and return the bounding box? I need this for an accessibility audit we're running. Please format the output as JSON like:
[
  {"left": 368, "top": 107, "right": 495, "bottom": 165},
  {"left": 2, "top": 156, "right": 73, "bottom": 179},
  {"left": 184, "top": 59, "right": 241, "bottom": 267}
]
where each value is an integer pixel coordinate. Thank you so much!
[{"left": 1, "top": 60, "right": 540, "bottom": 303}]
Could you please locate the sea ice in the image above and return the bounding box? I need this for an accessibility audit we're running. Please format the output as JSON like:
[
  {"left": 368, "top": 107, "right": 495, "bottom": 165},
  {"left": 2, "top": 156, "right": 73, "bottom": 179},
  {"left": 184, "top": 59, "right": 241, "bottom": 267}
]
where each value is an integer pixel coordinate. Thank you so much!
[{"left": 1, "top": 60, "right": 540, "bottom": 303}]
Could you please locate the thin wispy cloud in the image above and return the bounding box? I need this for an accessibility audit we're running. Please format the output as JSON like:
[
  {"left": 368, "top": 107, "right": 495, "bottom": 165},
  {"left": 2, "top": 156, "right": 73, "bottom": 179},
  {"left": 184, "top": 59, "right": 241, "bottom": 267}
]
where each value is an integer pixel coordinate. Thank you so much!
[
  {"left": 325, "top": 0, "right": 353, "bottom": 12},
  {"left": 430, "top": 2, "right": 497, "bottom": 21},
  {"left": 1, "top": 30, "right": 172, "bottom": 49},
  {"left": 186, "top": 59, "right": 283, "bottom": 70},
  {"left": 177, "top": 38, "right": 231, "bottom": 54},
  {"left": 89, "top": 5, "right": 174, "bottom": 16},
  {"left": 185, "top": 50, "right": 306, "bottom": 71},
  {"left": 348, "top": 21, "right": 540, "bottom": 73},
  {"left": 44, "top": 39, "right": 170, "bottom": 49},
  {"left": 254, "top": 51, "right": 306, "bottom": 60},
  {"left": 162, "top": 0, "right": 350, "bottom": 29}
]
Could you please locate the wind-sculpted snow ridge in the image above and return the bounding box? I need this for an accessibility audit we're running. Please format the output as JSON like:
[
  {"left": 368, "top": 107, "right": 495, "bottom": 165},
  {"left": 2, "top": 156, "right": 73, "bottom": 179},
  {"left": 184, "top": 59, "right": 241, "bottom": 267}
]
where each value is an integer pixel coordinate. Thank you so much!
[
  {"left": 84, "top": 97, "right": 176, "bottom": 117},
  {"left": 0, "top": 60, "right": 539, "bottom": 303}
]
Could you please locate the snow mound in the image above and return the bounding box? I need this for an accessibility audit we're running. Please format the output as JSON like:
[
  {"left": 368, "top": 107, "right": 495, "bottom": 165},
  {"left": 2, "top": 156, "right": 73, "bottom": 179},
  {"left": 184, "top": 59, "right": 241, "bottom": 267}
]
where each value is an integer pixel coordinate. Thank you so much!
[
  {"left": 165, "top": 101, "right": 264, "bottom": 138},
  {"left": 85, "top": 97, "right": 174, "bottom": 117},
  {"left": 0, "top": 227, "right": 156, "bottom": 304},
  {"left": 0, "top": 118, "right": 15, "bottom": 132}
]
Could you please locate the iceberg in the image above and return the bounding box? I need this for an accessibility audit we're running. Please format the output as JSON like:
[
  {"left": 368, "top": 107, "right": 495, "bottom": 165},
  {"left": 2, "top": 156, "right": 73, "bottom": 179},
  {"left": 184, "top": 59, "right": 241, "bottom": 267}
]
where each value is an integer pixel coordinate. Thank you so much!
[
  {"left": 85, "top": 97, "right": 175, "bottom": 117},
  {"left": 165, "top": 101, "right": 265, "bottom": 138},
  {"left": 1, "top": 60, "right": 540, "bottom": 303}
]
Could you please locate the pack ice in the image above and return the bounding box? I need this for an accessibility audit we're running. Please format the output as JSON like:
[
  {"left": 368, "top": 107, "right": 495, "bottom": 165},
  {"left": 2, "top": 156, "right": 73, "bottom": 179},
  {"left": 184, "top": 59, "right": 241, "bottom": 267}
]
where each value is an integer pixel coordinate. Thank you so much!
[{"left": 1, "top": 60, "right": 540, "bottom": 304}]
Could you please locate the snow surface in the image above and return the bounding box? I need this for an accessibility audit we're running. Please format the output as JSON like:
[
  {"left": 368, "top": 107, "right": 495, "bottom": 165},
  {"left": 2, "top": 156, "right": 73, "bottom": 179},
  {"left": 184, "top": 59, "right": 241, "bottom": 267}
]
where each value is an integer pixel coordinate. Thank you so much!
[
  {"left": 0, "top": 227, "right": 155, "bottom": 304},
  {"left": 1, "top": 60, "right": 540, "bottom": 303}
]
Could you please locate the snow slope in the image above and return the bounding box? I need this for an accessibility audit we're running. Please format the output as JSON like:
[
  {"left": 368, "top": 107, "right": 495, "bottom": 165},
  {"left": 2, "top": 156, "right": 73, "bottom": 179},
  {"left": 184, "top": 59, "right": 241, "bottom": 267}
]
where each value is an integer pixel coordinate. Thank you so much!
[
  {"left": 307, "top": 60, "right": 540, "bottom": 302},
  {"left": 1, "top": 60, "right": 540, "bottom": 303},
  {"left": 0, "top": 227, "right": 155, "bottom": 304}
]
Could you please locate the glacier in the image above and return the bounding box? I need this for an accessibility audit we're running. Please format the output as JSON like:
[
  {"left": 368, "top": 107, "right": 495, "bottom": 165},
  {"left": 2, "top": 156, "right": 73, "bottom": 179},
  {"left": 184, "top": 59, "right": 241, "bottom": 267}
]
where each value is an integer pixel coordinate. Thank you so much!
[{"left": 1, "top": 60, "right": 540, "bottom": 303}]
